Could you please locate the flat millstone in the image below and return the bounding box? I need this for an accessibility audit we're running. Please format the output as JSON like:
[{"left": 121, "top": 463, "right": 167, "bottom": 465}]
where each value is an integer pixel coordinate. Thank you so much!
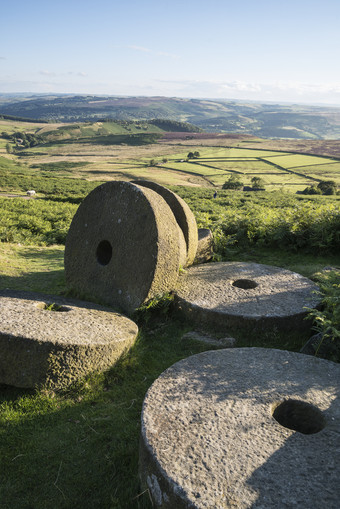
[
  {"left": 132, "top": 180, "right": 198, "bottom": 267},
  {"left": 64, "top": 181, "right": 181, "bottom": 314},
  {"left": 0, "top": 290, "right": 138, "bottom": 389},
  {"left": 140, "top": 348, "right": 340, "bottom": 508},
  {"left": 175, "top": 262, "right": 321, "bottom": 331}
]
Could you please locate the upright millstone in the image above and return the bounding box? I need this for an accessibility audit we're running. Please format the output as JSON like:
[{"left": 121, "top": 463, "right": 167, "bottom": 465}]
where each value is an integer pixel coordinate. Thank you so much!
[
  {"left": 132, "top": 180, "right": 198, "bottom": 267},
  {"left": 64, "top": 181, "right": 181, "bottom": 314}
]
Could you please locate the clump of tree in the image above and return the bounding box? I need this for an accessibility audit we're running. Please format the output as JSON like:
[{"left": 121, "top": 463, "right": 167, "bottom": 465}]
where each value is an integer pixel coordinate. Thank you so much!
[
  {"left": 149, "top": 119, "right": 202, "bottom": 132},
  {"left": 187, "top": 151, "right": 200, "bottom": 159},
  {"left": 222, "top": 174, "right": 244, "bottom": 190},
  {"left": 251, "top": 176, "right": 266, "bottom": 190},
  {"left": 302, "top": 180, "right": 338, "bottom": 196},
  {"left": 2, "top": 131, "right": 43, "bottom": 148}
]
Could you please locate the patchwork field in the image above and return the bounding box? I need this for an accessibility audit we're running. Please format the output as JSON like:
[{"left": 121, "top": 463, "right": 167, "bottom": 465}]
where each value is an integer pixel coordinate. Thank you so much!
[{"left": 1, "top": 119, "right": 339, "bottom": 193}]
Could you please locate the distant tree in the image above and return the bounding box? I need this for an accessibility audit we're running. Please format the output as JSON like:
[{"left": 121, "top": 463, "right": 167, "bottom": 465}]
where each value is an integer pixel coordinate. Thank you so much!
[
  {"left": 5, "top": 143, "right": 12, "bottom": 154},
  {"left": 317, "top": 180, "right": 337, "bottom": 195},
  {"left": 193, "top": 151, "right": 200, "bottom": 158},
  {"left": 162, "top": 158, "right": 168, "bottom": 163},
  {"left": 301, "top": 185, "right": 322, "bottom": 195},
  {"left": 222, "top": 174, "right": 244, "bottom": 190},
  {"left": 187, "top": 152, "right": 194, "bottom": 159},
  {"left": 251, "top": 176, "right": 266, "bottom": 190},
  {"left": 149, "top": 159, "right": 156, "bottom": 166}
]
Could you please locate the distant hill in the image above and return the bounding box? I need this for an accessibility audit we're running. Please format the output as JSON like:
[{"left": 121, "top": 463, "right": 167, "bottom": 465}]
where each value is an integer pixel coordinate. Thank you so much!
[{"left": 0, "top": 94, "right": 340, "bottom": 139}]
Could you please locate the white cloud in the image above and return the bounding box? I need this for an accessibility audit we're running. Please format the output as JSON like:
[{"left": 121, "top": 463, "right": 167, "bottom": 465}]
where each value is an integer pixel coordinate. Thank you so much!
[
  {"left": 156, "top": 50, "right": 180, "bottom": 59},
  {"left": 40, "top": 70, "right": 87, "bottom": 78},
  {"left": 128, "top": 45, "right": 151, "bottom": 53},
  {"left": 67, "top": 71, "right": 88, "bottom": 77},
  {"left": 221, "top": 81, "right": 262, "bottom": 93},
  {"left": 153, "top": 79, "right": 340, "bottom": 104},
  {"left": 40, "top": 70, "right": 56, "bottom": 76},
  {"left": 127, "top": 45, "right": 179, "bottom": 59}
]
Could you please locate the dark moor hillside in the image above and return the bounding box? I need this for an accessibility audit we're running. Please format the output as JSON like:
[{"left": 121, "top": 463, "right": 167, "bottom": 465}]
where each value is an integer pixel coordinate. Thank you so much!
[{"left": 1, "top": 94, "right": 340, "bottom": 140}]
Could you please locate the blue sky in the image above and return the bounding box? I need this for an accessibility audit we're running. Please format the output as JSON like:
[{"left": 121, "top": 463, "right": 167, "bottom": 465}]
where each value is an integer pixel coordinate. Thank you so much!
[{"left": 1, "top": 0, "right": 340, "bottom": 104}]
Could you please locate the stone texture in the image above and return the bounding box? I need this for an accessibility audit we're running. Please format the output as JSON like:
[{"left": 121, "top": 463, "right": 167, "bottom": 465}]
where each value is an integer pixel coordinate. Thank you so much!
[
  {"left": 140, "top": 348, "right": 340, "bottom": 509},
  {"left": 0, "top": 290, "right": 138, "bottom": 389},
  {"left": 194, "top": 228, "right": 214, "bottom": 264},
  {"left": 175, "top": 261, "right": 321, "bottom": 332},
  {"left": 132, "top": 180, "right": 198, "bottom": 267},
  {"left": 64, "top": 181, "right": 181, "bottom": 314}
]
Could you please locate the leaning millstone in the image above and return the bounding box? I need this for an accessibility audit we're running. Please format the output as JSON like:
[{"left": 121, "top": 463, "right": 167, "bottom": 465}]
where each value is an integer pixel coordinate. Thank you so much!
[
  {"left": 194, "top": 228, "right": 214, "bottom": 264},
  {"left": 140, "top": 348, "right": 340, "bottom": 508},
  {"left": 181, "top": 330, "right": 236, "bottom": 347},
  {"left": 175, "top": 261, "right": 321, "bottom": 332},
  {"left": 132, "top": 180, "right": 198, "bottom": 267},
  {"left": 0, "top": 290, "right": 138, "bottom": 389},
  {"left": 64, "top": 181, "right": 181, "bottom": 314}
]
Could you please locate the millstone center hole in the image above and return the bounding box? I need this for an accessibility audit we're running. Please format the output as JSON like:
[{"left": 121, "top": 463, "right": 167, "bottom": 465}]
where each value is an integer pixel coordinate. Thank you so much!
[
  {"left": 96, "top": 240, "right": 112, "bottom": 266},
  {"left": 272, "top": 399, "right": 326, "bottom": 435},
  {"left": 232, "top": 279, "right": 258, "bottom": 290}
]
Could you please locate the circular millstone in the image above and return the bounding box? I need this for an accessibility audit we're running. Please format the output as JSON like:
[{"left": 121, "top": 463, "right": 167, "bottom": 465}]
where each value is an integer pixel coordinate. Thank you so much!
[
  {"left": 0, "top": 290, "right": 138, "bottom": 389},
  {"left": 140, "top": 348, "right": 340, "bottom": 508},
  {"left": 132, "top": 180, "right": 198, "bottom": 267},
  {"left": 175, "top": 261, "right": 321, "bottom": 331},
  {"left": 64, "top": 181, "right": 181, "bottom": 314}
]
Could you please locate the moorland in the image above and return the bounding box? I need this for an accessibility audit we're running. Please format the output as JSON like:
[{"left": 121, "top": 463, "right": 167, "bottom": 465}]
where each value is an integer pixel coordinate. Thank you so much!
[
  {"left": 0, "top": 110, "right": 339, "bottom": 508},
  {"left": 1, "top": 93, "right": 340, "bottom": 139}
]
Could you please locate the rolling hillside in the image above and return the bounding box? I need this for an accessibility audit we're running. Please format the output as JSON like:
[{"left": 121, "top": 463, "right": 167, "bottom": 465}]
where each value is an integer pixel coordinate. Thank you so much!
[{"left": 1, "top": 94, "right": 340, "bottom": 140}]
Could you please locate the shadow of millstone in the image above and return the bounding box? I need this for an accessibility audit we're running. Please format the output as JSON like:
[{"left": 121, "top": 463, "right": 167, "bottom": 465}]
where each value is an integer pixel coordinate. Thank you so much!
[
  {"left": 181, "top": 330, "right": 236, "bottom": 347},
  {"left": 300, "top": 332, "right": 340, "bottom": 362}
]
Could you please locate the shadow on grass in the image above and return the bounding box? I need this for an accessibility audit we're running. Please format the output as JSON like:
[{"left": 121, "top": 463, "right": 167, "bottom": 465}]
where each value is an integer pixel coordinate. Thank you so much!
[{"left": 0, "top": 269, "right": 66, "bottom": 295}]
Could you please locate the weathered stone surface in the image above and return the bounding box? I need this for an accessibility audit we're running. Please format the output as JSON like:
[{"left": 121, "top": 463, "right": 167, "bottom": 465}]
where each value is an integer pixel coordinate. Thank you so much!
[
  {"left": 0, "top": 290, "right": 138, "bottom": 389},
  {"left": 140, "top": 348, "right": 340, "bottom": 508},
  {"left": 181, "top": 330, "right": 236, "bottom": 347},
  {"left": 194, "top": 228, "right": 213, "bottom": 264},
  {"left": 132, "top": 180, "right": 198, "bottom": 267},
  {"left": 64, "top": 181, "right": 181, "bottom": 314},
  {"left": 175, "top": 261, "right": 321, "bottom": 332}
]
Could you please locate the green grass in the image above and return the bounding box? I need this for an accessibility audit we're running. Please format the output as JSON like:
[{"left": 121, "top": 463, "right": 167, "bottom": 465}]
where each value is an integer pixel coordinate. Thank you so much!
[
  {"left": 1, "top": 241, "right": 338, "bottom": 508},
  {"left": 0, "top": 243, "right": 65, "bottom": 293}
]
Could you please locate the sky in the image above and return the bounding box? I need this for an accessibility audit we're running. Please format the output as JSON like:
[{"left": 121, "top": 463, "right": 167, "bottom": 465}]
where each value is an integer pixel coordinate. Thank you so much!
[{"left": 1, "top": 0, "right": 340, "bottom": 105}]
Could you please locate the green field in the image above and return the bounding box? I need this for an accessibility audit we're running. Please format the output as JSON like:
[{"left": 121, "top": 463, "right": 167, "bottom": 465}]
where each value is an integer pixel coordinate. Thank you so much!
[{"left": 1, "top": 119, "right": 339, "bottom": 192}]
